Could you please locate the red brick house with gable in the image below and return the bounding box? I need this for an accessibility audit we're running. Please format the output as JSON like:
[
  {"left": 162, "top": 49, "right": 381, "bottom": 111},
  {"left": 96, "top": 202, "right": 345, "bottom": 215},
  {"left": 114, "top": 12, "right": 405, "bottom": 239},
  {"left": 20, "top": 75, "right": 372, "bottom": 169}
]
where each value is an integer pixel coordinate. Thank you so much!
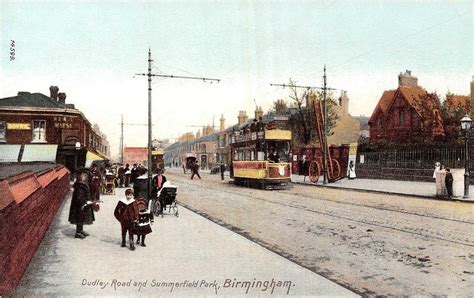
[{"left": 369, "top": 71, "right": 445, "bottom": 143}]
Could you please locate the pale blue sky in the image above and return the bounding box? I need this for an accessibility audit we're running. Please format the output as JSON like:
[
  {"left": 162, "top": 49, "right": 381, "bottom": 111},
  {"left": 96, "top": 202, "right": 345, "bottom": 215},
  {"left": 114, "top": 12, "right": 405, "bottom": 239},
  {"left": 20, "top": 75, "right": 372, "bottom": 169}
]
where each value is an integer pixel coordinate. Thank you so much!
[{"left": 1, "top": 0, "right": 472, "bottom": 158}]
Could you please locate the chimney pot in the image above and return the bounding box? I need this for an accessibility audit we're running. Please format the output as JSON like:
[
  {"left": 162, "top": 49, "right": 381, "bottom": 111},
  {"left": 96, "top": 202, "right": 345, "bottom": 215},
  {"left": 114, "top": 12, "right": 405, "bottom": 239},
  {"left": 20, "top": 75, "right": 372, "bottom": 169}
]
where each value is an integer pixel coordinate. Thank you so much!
[
  {"left": 49, "top": 86, "right": 59, "bottom": 100},
  {"left": 58, "top": 92, "right": 66, "bottom": 103}
]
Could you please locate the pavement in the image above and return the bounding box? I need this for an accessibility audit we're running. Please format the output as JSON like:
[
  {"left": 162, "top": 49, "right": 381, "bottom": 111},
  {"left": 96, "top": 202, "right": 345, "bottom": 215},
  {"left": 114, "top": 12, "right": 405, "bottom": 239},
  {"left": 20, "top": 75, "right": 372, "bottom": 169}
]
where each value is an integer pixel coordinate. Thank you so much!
[
  {"left": 290, "top": 174, "right": 474, "bottom": 203},
  {"left": 195, "top": 167, "right": 474, "bottom": 203},
  {"left": 14, "top": 186, "right": 356, "bottom": 297}
]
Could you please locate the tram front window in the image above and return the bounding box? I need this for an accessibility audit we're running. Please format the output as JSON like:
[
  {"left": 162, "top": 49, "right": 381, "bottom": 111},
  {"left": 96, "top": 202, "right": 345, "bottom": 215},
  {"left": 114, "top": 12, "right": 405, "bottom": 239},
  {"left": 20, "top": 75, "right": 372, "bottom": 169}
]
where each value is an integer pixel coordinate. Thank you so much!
[{"left": 268, "top": 141, "right": 290, "bottom": 163}]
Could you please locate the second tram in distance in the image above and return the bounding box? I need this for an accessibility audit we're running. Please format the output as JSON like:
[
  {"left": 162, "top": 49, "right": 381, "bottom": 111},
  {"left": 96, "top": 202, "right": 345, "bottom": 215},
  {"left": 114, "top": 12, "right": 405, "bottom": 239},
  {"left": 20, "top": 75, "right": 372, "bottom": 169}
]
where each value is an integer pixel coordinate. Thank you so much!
[{"left": 230, "top": 122, "right": 292, "bottom": 189}]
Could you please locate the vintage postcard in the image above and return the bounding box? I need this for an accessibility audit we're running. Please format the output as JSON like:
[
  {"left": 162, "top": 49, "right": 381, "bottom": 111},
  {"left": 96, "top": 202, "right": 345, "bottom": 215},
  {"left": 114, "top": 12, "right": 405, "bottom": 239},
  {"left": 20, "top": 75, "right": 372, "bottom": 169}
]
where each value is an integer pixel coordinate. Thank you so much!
[{"left": 1, "top": 0, "right": 472, "bottom": 296}]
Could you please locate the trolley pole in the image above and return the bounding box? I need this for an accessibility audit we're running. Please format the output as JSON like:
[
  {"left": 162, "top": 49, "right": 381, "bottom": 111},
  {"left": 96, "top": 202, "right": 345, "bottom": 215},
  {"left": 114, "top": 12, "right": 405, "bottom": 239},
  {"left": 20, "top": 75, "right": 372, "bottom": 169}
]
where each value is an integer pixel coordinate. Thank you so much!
[{"left": 135, "top": 49, "right": 220, "bottom": 201}]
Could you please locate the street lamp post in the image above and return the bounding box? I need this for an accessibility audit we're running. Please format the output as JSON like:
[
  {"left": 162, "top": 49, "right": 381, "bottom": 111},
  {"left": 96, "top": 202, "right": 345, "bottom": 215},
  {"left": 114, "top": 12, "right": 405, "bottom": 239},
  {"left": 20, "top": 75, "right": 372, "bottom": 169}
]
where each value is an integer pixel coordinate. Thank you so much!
[{"left": 460, "top": 114, "right": 472, "bottom": 199}]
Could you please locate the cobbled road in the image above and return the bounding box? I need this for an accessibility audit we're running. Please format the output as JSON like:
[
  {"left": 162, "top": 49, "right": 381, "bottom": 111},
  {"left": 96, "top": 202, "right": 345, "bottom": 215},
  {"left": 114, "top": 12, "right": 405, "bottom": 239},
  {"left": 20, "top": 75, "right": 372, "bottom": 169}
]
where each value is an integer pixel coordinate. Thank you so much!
[{"left": 166, "top": 169, "right": 474, "bottom": 296}]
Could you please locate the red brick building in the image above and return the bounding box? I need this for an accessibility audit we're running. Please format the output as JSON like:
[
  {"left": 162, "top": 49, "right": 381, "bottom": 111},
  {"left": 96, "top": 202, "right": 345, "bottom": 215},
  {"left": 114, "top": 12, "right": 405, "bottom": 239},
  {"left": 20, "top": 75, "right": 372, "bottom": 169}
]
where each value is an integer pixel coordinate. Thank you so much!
[
  {"left": 369, "top": 71, "right": 445, "bottom": 142},
  {"left": 0, "top": 87, "right": 109, "bottom": 172},
  {"left": 123, "top": 147, "right": 148, "bottom": 166}
]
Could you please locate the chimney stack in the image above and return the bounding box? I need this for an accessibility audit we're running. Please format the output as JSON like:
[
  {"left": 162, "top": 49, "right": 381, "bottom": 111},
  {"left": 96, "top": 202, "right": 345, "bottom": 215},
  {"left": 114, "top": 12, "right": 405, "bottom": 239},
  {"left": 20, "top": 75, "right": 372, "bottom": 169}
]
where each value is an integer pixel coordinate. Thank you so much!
[
  {"left": 58, "top": 92, "right": 66, "bottom": 103},
  {"left": 254, "top": 106, "right": 263, "bottom": 120},
  {"left": 219, "top": 114, "right": 225, "bottom": 131},
  {"left": 237, "top": 111, "right": 248, "bottom": 125},
  {"left": 338, "top": 90, "right": 349, "bottom": 115},
  {"left": 49, "top": 86, "right": 59, "bottom": 100},
  {"left": 398, "top": 70, "right": 418, "bottom": 88}
]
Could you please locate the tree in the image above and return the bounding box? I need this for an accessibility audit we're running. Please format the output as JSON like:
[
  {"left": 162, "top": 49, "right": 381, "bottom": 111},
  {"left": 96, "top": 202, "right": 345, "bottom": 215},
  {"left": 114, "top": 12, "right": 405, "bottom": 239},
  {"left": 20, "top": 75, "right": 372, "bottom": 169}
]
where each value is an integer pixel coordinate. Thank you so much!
[
  {"left": 441, "top": 92, "right": 468, "bottom": 143},
  {"left": 274, "top": 79, "right": 338, "bottom": 147}
]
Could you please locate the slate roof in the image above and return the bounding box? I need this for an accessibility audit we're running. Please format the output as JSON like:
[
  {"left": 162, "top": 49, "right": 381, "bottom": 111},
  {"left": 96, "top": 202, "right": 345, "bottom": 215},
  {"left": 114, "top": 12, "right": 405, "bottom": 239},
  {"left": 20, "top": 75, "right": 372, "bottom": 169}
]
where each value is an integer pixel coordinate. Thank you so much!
[{"left": 0, "top": 92, "right": 75, "bottom": 109}]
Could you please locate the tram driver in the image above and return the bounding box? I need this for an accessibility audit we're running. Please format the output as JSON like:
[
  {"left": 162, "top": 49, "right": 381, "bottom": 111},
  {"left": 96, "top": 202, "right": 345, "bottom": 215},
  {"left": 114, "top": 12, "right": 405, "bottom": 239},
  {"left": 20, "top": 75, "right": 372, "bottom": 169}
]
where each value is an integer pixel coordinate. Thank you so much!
[{"left": 268, "top": 149, "right": 280, "bottom": 163}]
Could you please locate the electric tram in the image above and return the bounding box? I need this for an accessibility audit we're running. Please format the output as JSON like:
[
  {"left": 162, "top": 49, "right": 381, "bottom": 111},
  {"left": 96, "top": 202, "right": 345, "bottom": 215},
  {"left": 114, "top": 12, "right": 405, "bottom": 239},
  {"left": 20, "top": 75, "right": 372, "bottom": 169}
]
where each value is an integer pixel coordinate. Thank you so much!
[{"left": 230, "top": 120, "right": 292, "bottom": 189}]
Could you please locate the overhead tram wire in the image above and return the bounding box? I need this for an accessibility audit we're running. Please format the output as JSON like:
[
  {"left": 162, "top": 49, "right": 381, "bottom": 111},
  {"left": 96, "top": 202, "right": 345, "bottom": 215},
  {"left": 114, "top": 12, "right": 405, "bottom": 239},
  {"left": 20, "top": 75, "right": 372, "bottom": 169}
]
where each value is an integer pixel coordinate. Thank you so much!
[
  {"left": 333, "top": 10, "right": 469, "bottom": 73},
  {"left": 290, "top": 10, "right": 470, "bottom": 78},
  {"left": 134, "top": 49, "right": 220, "bottom": 202}
]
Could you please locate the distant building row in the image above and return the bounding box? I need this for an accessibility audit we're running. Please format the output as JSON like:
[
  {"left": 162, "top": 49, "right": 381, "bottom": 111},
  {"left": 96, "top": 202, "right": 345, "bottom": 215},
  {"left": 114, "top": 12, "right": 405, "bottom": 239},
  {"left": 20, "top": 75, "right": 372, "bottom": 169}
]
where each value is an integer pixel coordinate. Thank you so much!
[{"left": 164, "top": 93, "right": 362, "bottom": 169}]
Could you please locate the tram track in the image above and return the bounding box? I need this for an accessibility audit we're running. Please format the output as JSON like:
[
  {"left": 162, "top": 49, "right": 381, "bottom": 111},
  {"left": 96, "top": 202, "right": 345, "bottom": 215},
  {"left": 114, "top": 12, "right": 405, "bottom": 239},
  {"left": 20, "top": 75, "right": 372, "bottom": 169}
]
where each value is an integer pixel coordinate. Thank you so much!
[
  {"left": 172, "top": 174, "right": 473, "bottom": 224},
  {"left": 170, "top": 174, "right": 474, "bottom": 247}
]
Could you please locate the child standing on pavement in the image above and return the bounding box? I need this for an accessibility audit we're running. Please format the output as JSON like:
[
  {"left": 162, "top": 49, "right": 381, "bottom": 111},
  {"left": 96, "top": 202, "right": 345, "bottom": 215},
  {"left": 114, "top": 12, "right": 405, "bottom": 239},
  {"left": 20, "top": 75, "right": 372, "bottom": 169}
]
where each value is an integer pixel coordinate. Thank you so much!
[
  {"left": 135, "top": 198, "right": 154, "bottom": 247},
  {"left": 114, "top": 188, "right": 139, "bottom": 250}
]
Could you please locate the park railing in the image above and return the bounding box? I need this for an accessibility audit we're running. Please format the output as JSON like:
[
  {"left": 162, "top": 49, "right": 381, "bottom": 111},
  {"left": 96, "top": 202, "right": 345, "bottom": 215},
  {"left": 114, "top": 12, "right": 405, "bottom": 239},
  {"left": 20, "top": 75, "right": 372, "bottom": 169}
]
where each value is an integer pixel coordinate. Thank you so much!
[{"left": 356, "top": 144, "right": 474, "bottom": 182}]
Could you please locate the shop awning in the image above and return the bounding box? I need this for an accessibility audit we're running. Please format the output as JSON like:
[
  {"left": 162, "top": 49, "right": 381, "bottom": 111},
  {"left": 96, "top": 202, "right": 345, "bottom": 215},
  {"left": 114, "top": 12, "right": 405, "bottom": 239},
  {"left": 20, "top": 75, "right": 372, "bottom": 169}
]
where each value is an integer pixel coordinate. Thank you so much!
[
  {"left": 0, "top": 145, "right": 22, "bottom": 162},
  {"left": 85, "top": 151, "right": 106, "bottom": 168},
  {"left": 22, "top": 144, "right": 58, "bottom": 162}
]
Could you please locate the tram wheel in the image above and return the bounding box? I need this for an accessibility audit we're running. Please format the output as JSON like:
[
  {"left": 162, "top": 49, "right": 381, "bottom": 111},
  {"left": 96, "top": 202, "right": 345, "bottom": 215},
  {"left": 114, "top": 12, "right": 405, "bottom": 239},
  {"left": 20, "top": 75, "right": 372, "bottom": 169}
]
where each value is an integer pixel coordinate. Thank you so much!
[{"left": 308, "top": 160, "right": 321, "bottom": 183}]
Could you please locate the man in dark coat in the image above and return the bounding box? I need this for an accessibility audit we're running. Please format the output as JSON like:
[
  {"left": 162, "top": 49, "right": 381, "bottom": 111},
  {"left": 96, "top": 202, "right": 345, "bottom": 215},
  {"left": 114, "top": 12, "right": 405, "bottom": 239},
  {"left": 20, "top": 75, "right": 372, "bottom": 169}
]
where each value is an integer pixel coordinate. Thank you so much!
[
  {"left": 117, "top": 165, "right": 125, "bottom": 188},
  {"left": 89, "top": 164, "right": 102, "bottom": 202},
  {"left": 445, "top": 168, "right": 454, "bottom": 199},
  {"left": 69, "top": 171, "right": 95, "bottom": 239},
  {"left": 131, "top": 164, "right": 138, "bottom": 185},
  {"left": 220, "top": 163, "right": 226, "bottom": 181},
  {"left": 124, "top": 164, "right": 131, "bottom": 187},
  {"left": 191, "top": 161, "right": 201, "bottom": 180}
]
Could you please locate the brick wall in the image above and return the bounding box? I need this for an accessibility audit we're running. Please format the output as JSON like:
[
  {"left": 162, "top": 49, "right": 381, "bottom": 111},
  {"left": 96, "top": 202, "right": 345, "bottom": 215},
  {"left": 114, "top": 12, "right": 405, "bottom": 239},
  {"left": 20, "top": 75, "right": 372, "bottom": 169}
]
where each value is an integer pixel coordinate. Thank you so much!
[{"left": 0, "top": 165, "right": 70, "bottom": 295}]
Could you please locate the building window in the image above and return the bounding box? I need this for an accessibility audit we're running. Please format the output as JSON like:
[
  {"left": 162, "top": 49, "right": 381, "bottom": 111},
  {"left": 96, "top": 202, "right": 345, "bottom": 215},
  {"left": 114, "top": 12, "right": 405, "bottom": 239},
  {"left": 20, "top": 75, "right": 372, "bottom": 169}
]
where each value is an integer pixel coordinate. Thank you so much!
[
  {"left": 399, "top": 110, "right": 404, "bottom": 125},
  {"left": 377, "top": 118, "right": 383, "bottom": 128},
  {"left": 0, "top": 121, "right": 6, "bottom": 142},
  {"left": 32, "top": 120, "right": 46, "bottom": 142}
]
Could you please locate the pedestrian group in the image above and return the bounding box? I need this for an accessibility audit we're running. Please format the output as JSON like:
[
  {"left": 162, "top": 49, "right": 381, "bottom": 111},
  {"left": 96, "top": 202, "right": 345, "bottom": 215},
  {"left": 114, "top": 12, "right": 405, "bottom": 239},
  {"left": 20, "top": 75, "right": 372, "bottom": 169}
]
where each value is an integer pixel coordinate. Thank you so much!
[{"left": 69, "top": 162, "right": 157, "bottom": 251}]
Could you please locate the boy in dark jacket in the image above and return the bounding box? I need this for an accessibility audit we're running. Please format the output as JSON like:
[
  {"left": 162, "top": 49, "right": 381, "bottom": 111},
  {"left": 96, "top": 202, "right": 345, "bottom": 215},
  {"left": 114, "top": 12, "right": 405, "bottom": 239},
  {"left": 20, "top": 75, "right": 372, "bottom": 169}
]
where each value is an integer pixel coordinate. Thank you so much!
[{"left": 114, "top": 188, "right": 139, "bottom": 250}]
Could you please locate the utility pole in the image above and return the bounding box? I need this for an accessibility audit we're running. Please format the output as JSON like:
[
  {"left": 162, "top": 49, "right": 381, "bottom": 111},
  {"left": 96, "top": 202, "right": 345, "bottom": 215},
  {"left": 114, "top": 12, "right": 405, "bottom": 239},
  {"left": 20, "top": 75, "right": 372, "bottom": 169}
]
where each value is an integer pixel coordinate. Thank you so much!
[
  {"left": 322, "top": 65, "right": 328, "bottom": 185},
  {"left": 120, "top": 114, "right": 124, "bottom": 164},
  {"left": 118, "top": 116, "right": 148, "bottom": 165},
  {"left": 270, "top": 66, "right": 336, "bottom": 185},
  {"left": 135, "top": 49, "right": 220, "bottom": 201}
]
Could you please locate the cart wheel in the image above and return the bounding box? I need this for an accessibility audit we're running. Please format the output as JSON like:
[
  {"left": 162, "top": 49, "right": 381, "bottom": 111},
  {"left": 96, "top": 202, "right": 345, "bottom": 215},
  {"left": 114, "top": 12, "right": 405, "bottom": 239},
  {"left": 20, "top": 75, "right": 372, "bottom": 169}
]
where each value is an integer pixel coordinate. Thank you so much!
[
  {"left": 329, "top": 159, "right": 341, "bottom": 180},
  {"left": 308, "top": 160, "right": 321, "bottom": 183}
]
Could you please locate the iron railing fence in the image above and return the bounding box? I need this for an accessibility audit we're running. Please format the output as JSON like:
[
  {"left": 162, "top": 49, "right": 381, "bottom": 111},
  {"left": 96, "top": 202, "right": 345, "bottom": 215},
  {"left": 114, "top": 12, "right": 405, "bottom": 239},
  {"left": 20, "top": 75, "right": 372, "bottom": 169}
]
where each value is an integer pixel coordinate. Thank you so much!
[{"left": 358, "top": 144, "right": 474, "bottom": 170}]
